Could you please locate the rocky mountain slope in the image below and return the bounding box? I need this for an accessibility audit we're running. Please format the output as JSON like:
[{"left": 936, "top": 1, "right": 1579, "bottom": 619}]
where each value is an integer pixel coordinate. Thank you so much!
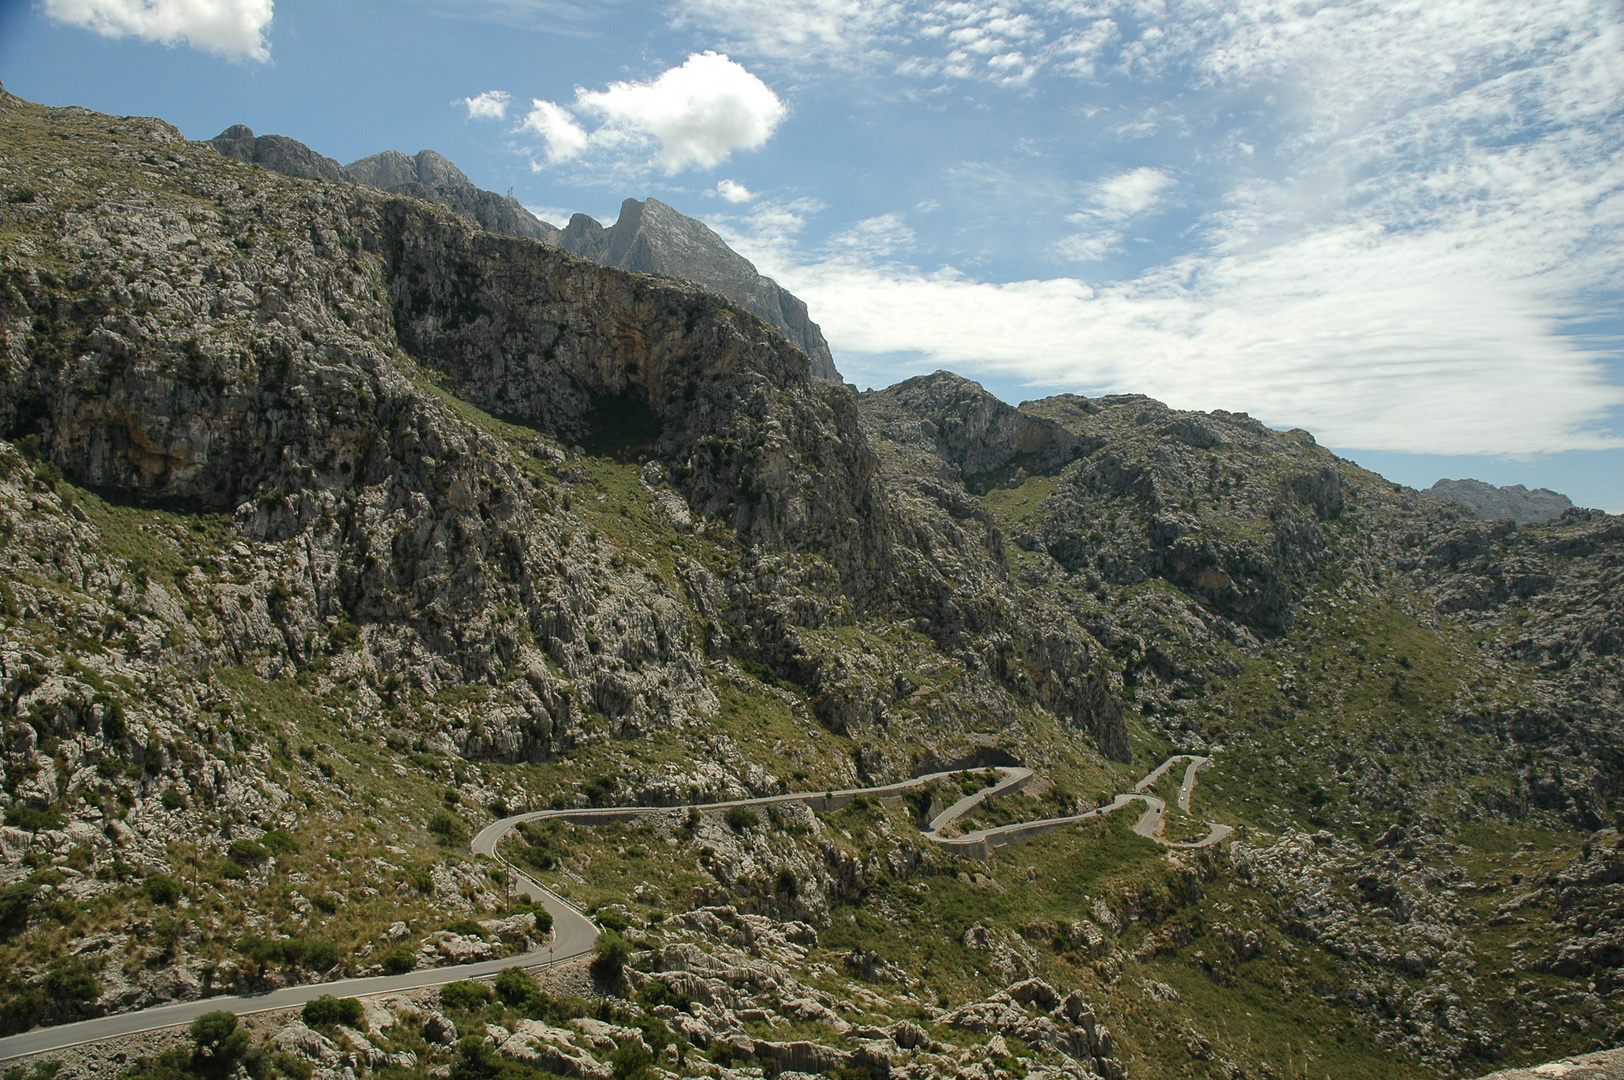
[
  {"left": 1429, "top": 478, "right": 1576, "bottom": 524},
  {"left": 1, "top": 88, "right": 1623, "bottom": 1080},
  {"left": 207, "top": 126, "right": 841, "bottom": 383},
  {"left": 557, "top": 198, "right": 842, "bottom": 384},
  {"left": 209, "top": 126, "right": 561, "bottom": 245}
]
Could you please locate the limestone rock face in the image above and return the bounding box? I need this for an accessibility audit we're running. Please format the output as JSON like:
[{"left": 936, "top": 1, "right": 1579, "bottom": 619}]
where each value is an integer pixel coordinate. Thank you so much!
[
  {"left": 864, "top": 371, "right": 1085, "bottom": 492},
  {"left": 380, "top": 200, "right": 888, "bottom": 592},
  {"left": 207, "top": 127, "right": 560, "bottom": 244},
  {"left": 205, "top": 133, "right": 840, "bottom": 382},
  {"left": 559, "top": 198, "right": 842, "bottom": 384},
  {"left": 208, "top": 125, "right": 347, "bottom": 183},
  {"left": 1429, "top": 477, "right": 1575, "bottom": 524},
  {"left": 344, "top": 147, "right": 561, "bottom": 245}
]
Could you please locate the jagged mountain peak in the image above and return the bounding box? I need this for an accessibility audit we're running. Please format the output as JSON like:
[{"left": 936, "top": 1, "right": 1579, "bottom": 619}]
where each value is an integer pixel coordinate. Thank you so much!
[
  {"left": 557, "top": 195, "right": 843, "bottom": 384},
  {"left": 344, "top": 147, "right": 472, "bottom": 191},
  {"left": 207, "top": 123, "right": 347, "bottom": 184}
]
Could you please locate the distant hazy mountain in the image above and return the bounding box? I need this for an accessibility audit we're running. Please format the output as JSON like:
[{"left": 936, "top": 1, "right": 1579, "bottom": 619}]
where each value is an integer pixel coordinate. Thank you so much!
[
  {"left": 558, "top": 198, "right": 842, "bottom": 384},
  {"left": 1428, "top": 478, "right": 1574, "bottom": 523},
  {"left": 207, "top": 129, "right": 841, "bottom": 383}
]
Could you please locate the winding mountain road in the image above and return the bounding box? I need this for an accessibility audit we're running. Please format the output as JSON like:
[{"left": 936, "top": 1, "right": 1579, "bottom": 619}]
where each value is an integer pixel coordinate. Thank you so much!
[{"left": 0, "top": 755, "right": 1229, "bottom": 1064}]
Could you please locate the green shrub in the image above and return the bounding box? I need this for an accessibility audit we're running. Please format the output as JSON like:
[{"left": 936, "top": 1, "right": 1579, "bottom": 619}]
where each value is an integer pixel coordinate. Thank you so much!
[
  {"left": 427, "top": 810, "right": 467, "bottom": 845},
  {"left": 44, "top": 963, "right": 99, "bottom": 1005},
  {"left": 301, "top": 994, "right": 364, "bottom": 1029},
  {"left": 439, "top": 980, "right": 494, "bottom": 1013},
  {"left": 724, "top": 806, "right": 758, "bottom": 831},
  {"left": 493, "top": 966, "right": 542, "bottom": 1010},
  {"left": 595, "top": 909, "right": 630, "bottom": 934},
  {"left": 610, "top": 1038, "right": 656, "bottom": 1080},
  {"left": 237, "top": 935, "right": 338, "bottom": 972},
  {"left": 189, "top": 1010, "right": 249, "bottom": 1078},
  {"left": 449, "top": 1033, "right": 506, "bottom": 1080},
  {"left": 142, "top": 874, "right": 181, "bottom": 905},
  {"left": 226, "top": 839, "right": 269, "bottom": 865},
  {"left": 380, "top": 946, "right": 416, "bottom": 974},
  {"left": 160, "top": 787, "right": 186, "bottom": 811},
  {"left": 638, "top": 978, "right": 690, "bottom": 1012},
  {"left": 3, "top": 805, "right": 63, "bottom": 832},
  {"left": 590, "top": 932, "right": 631, "bottom": 985},
  {"left": 0, "top": 881, "right": 38, "bottom": 938},
  {"left": 300, "top": 939, "right": 339, "bottom": 971},
  {"left": 260, "top": 829, "right": 299, "bottom": 855}
]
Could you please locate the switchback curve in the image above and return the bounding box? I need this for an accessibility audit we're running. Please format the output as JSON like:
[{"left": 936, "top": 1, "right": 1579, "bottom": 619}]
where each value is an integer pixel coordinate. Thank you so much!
[{"left": 0, "top": 755, "right": 1229, "bottom": 1064}]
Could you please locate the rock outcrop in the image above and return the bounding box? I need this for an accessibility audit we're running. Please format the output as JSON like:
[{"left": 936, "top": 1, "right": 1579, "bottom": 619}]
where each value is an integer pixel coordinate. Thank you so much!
[
  {"left": 558, "top": 198, "right": 843, "bottom": 384},
  {"left": 344, "top": 147, "right": 562, "bottom": 245},
  {"left": 1429, "top": 477, "right": 1575, "bottom": 524},
  {"left": 205, "top": 133, "right": 841, "bottom": 383}
]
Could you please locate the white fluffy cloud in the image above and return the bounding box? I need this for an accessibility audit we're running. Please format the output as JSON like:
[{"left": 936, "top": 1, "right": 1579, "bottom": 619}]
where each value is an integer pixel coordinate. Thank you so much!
[
  {"left": 521, "top": 100, "right": 590, "bottom": 163},
  {"left": 522, "top": 51, "right": 786, "bottom": 175},
  {"left": 1087, "top": 168, "right": 1175, "bottom": 221},
  {"left": 716, "top": 179, "right": 755, "bottom": 203},
  {"left": 41, "top": 0, "right": 274, "bottom": 61},
  {"left": 460, "top": 90, "right": 511, "bottom": 121}
]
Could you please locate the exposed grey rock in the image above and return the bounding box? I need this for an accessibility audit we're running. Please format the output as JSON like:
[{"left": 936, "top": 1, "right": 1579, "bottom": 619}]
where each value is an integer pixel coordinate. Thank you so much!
[
  {"left": 208, "top": 124, "right": 347, "bottom": 183},
  {"left": 344, "top": 148, "right": 561, "bottom": 244},
  {"left": 1475, "top": 1048, "right": 1624, "bottom": 1079},
  {"left": 1429, "top": 478, "right": 1575, "bottom": 524},
  {"left": 559, "top": 198, "right": 842, "bottom": 383}
]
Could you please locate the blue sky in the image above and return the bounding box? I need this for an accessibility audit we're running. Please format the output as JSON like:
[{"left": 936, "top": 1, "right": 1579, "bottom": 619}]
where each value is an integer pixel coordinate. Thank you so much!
[{"left": 3, "top": 0, "right": 1622, "bottom": 509}]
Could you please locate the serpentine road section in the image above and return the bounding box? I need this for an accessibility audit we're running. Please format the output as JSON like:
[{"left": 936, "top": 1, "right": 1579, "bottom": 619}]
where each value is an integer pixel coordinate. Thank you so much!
[{"left": 0, "top": 755, "right": 1229, "bottom": 1065}]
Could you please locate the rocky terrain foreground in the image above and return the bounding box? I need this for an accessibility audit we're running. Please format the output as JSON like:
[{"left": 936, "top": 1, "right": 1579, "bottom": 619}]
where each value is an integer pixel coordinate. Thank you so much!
[{"left": 1, "top": 85, "right": 1623, "bottom": 1080}]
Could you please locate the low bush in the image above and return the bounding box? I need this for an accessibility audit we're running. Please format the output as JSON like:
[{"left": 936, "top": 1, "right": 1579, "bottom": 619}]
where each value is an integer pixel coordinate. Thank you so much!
[
  {"left": 589, "top": 932, "right": 631, "bottom": 985},
  {"left": 3, "top": 806, "right": 63, "bottom": 832},
  {"left": 493, "top": 966, "right": 542, "bottom": 1010},
  {"left": 237, "top": 935, "right": 340, "bottom": 972},
  {"left": 427, "top": 810, "right": 467, "bottom": 845},
  {"left": 43, "top": 963, "right": 99, "bottom": 1006},
  {"left": 724, "top": 806, "right": 758, "bottom": 831},
  {"left": 301, "top": 994, "right": 364, "bottom": 1029},
  {"left": 380, "top": 946, "right": 416, "bottom": 974},
  {"left": 638, "top": 978, "right": 690, "bottom": 1012},
  {"left": 0, "top": 881, "right": 38, "bottom": 938},
  {"left": 439, "top": 980, "right": 494, "bottom": 1013},
  {"left": 225, "top": 839, "right": 269, "bottom": 866},
  {"left": 259, "top": 830, "right": 299, "bottom": 855},
  {"left": 189, "top": 1010, "right": 249, "bottom": 1078},
  {"left": 142, "top": 874, "right": 181, "bottom": 905}
]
